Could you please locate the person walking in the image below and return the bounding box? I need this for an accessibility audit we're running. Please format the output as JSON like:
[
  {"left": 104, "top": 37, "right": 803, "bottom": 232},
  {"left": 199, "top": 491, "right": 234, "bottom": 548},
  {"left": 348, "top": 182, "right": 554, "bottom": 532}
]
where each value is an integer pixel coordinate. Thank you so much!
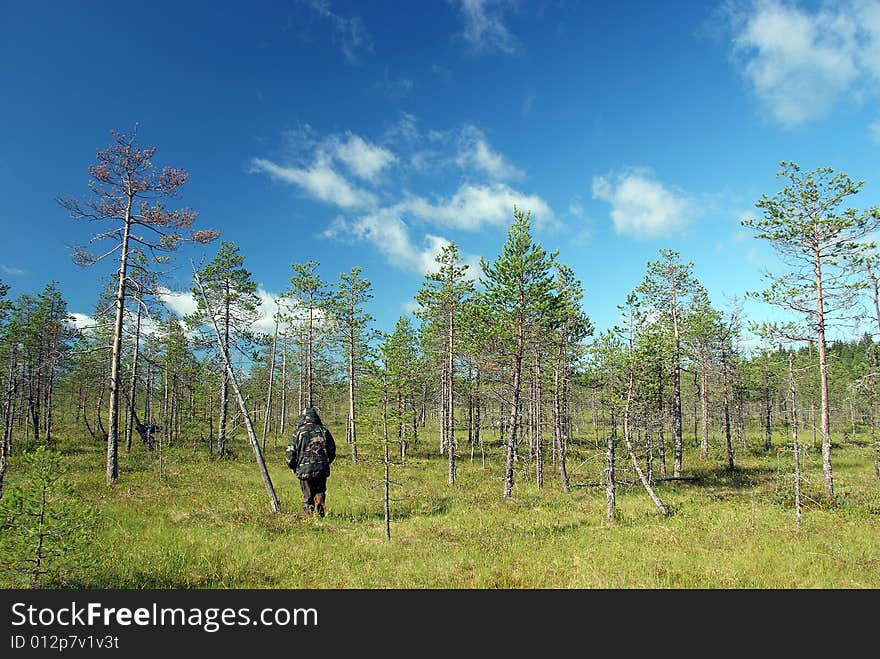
[{"left": 286, "top": 407, "right": 336, "bottom": 517}]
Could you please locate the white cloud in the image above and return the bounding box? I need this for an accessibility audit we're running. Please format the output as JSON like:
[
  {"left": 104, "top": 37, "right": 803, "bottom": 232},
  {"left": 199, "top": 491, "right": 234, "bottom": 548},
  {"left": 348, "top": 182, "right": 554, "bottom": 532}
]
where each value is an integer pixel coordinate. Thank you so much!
[
  {"left": 454, "top": 0, "right": 520, "bottom": 54},
  {"left": 249, "top": 156, "right": 376, "bottom": 209},
  {"left": 301, "top": 0, "right": 373, "bottom": 63},
  {"left": 384, "top": 112, "right": 421, "bottom": 146},
  {"left": 730, "top": 0, "right": 880, "bottom": 128},
  {"left": 254, "top": 289, "right": 283, "bottom": 335},
  {"left": 325, "top": 211, "right": 480, "bottom": 277},
  {"left": 157, "top": 287, "right": 198, "bottom": 318},
  {"left": 333, "top": 132, "right": 396, "bottom": 182},
  {"left": 1, "top": 264, "right": 25, "bottom": 276},
  {"left": 156, "top": 286, "right": 317, "bottom": 337},
  {"left": 67, "top": 313, "right": 97, "bottom": 333},
  {"left": 376, "top": 67, "right": 414, "bottom": 100},
  {"left": 592, "top": 169, "right": 691, "bottom": 239},
  {"left": 400, "top": 182, "right": 553, "bottom": 231},
  {"left": 455, "top": 125, "right": 523, "bottom": 180},
  {"left": 258, "top": 115, "right": 548, "bottom": 272}
]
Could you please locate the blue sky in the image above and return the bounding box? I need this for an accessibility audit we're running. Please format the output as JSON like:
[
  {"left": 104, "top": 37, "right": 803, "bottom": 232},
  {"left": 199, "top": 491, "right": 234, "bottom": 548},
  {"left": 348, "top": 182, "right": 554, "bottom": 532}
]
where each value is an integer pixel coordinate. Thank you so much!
[{"left": 2, "top": 0, "right": 879, "bottom": 343}]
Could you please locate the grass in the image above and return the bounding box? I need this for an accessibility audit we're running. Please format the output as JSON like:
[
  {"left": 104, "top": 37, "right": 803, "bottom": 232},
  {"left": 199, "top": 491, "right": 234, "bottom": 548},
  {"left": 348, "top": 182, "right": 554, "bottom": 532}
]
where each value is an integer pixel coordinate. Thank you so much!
[{"left": 4, "top": 423, "right": 880, "bottom": 588}]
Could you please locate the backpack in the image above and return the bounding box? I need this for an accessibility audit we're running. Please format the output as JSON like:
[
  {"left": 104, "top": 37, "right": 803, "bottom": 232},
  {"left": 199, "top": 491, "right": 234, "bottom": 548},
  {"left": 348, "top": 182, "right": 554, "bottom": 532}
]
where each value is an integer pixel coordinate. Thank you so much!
[{"left": 291, "top": 425, "right": 331, "bottom": 479}]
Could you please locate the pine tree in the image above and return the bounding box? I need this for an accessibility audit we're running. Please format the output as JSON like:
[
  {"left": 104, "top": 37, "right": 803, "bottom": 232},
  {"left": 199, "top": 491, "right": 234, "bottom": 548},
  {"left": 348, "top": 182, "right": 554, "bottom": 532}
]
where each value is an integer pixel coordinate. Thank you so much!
[
  {"left": 417, "top": 243, "right": 473, "bottom": 485},
  {"left": 59, "top": 126, "right": 217, "bottom": 484},
  {"left": 481, "top": 208, "right": 558, "bottom": 498},
  {"left": 329, "top": 267, "right": 374, "bottom": 464},
  {"left": 0, "top": 447, "right": 99, "bottom": 587},
  {"left": 551, "top": 263, "right": 592, "bottom": 492},
  {"left": 743, "top": 162, "right": 880, "bottom": 496},
  {"left": 188, "top": 241, "right": 260, "bottom": 459},
  {"left": 637, "top": 249, "right": 701, "bottom": 477},
  {"left": 287, "top": 261, "right": 329, "bottom": 409}
]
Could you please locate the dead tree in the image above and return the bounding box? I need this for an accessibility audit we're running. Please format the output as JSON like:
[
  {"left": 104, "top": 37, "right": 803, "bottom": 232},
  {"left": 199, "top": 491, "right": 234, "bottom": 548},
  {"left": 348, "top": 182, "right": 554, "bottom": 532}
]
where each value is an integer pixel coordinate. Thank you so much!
[{"left": 193, "top": 264, "right": 280, "bottom": 513}]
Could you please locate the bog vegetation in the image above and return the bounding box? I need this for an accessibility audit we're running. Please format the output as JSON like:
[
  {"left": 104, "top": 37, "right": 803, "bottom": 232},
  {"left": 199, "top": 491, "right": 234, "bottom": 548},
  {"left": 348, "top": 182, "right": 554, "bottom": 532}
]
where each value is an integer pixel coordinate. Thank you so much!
[{"left": 1, "top": 129, "right": 879, "bottom": 588}]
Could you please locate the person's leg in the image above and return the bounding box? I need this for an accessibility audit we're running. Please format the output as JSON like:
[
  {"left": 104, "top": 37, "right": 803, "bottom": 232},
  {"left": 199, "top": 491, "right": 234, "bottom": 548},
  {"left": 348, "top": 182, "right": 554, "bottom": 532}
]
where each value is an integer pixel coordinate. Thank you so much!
[
  {"left": 313, "top": 476, "right": 327, "bottom": 517},
  {"left": 300, "top": 478, "right": 314, "bottom": 515}
]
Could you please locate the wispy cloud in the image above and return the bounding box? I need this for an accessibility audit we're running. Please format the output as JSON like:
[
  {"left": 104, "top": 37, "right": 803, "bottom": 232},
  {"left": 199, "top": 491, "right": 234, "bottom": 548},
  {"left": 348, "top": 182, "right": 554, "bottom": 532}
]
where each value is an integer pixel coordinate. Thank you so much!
[
  {"left": 300, "top": 0, "right": 373, "bottom": 64},
  {"left": 324, "top": 211, "right": 479, "bottom": 277},
  {"left": 454, "top": 125, "right": 524, "bottom": 180},
  {"left": 400, "top": 182, "right": 552, "bottom": 231},
  {"left": 522, "top": 92, "right": 536, "bottom": 116},
  {"left": 431, "top": 63, "right": 453, "bottom": 82},
  {"left": 249, "top": 156, "right": 377, "bottom": 209},
  {"left": 1, "top": 264, "right": 26, "bottom": 276},
  {"left": 332, "top": 132, "right": 397, "bottom": 183},
  {"left": 258, "top": 115, "right": 553, "bottom": 272},
  {"left": 376, "top": 67, "right": 414, "bottom": 100},
  {"left": 592, "top": 168, "right": 692, "bottom": 239},
  {"left": 728, "top": 0, "right": 880, "bottom": 128},
  {"left": 452, "top": 0, "right": 520, "bottom": 54}
]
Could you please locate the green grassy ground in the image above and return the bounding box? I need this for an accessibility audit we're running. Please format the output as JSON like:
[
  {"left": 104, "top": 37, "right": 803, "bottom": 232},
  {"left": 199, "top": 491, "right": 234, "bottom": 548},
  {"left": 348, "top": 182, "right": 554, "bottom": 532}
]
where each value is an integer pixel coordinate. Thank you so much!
[{"left": 7, "top": 423, "right": 880, "bottom": 588}]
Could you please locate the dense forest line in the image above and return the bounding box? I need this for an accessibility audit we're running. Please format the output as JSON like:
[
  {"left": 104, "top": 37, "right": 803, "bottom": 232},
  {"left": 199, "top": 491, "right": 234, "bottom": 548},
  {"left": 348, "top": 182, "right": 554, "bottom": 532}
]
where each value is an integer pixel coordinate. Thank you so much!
[{"left": 2, "top": 130, "right": 880, "bottom": 586}]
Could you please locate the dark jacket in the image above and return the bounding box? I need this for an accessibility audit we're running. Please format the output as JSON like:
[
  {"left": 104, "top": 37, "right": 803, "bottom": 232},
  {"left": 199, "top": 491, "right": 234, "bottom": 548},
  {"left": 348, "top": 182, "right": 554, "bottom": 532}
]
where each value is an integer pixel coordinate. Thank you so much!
[{"left": 286, "top": 407, "right": 336, "bottom": 477}]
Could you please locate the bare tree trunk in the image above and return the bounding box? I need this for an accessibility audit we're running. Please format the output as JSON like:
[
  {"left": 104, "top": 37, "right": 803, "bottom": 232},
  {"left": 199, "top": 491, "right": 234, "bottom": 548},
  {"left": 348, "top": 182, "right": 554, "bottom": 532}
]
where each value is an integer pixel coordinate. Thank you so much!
[
  {"left": 503, "top": 319, "right": 524, "bottom": 499},
  {"left": 447, "top": 305, "right": 455, "bottom": 485},
  {"left": 814, "top": 248, "right": 833, "bottom": 496},
  {"left": 347, "top": 328, "right": 358, "bottom": 464},
  {"left": 105, "top": 203, "right": 133, "bottom": 484},
  {"left": 125, "top": 303, "right": 142, "bottom": 453},
  {"left": 439, "top": 365, "right": 446, "bottom": 456},
  {"left": 693, "top": 370, "right": 698, "bottom": 448},
  {"left": 657, "top": 361, "right": 667, "bottom": 477},
  {"left": 261, "top": 314, "right": 279, "bottom": 452},
  {"left": 194, "top": 266, "right": 280, "bottom": 512},
  {"left": 306, "top": 304, "right": 314, "bottom": 408},
  {"left": 0, "top": 349, "right": 16, "bottom": 499},
  {"left": 625, "top": 360, "right": 669, "bottom": 516},
  {"left": 218, "top": 288, "right": 231, "bottom": 459},
  {"left": 535, "top": 346, "right": 543, "bottom": 489},
  {"left": 382, "top": 370, "right": 391, "bottom": 541},
  {"left": 789, "top": 353, "right": 802, "bottom": 529},
  {"left": 553, "top": 334, "right": 570, "bottom": 493},
  {"left": 606, "top": 418, "right": 616, "bottom": 523},
  {"left": 671, "top": 297, "right": 683, "bottom": 478},
  {"left": 45, "top": 353, "right": 55, "bottom": 446},
  {"left": 279, "top": 339, "right": 287, "bottom": 443},
  {"left": 722, "top": 344, "right": 734, "bottom": 471},
  {"left": 700, "top": 356, "right": 710, "bottom": 460}
]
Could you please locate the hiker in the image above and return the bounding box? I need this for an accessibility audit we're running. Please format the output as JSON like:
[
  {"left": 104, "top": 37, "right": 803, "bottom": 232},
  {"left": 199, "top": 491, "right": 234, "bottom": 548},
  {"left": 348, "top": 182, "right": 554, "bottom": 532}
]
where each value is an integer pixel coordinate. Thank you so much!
[
  {"left": 286, "top": 407, "right": 336, "bottom": 517},
  {"left": 135, "top": 423, "right": 162, "bottom": 450}
]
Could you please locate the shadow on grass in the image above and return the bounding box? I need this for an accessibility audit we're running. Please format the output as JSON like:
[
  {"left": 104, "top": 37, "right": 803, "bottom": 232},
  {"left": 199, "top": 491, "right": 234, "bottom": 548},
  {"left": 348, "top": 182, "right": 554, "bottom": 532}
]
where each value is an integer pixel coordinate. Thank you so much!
[
  {"left": 330, "top": 496, "right": 453, "bottom": 523},
  {"left": 656, "top": 464, "right": 777, "bottom": 492}
]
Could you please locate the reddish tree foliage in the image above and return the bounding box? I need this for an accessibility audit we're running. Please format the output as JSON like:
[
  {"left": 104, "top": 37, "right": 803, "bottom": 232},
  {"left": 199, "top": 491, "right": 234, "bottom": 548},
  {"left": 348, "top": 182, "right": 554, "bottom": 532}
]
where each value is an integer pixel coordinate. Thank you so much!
[
  {"left": 60, "top": 125, "right": 217, "bottom": 264},
  {"left": 58, "top": 124, "right": 218, "bottom": 484}
]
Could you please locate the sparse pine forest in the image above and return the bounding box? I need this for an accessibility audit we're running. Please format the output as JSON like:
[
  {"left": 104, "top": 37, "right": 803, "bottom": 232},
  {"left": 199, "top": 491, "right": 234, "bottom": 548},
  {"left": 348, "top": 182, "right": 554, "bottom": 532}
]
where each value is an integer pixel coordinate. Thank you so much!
[{"left": 1, "top": 131, "right": 880, "bottom": 588}]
